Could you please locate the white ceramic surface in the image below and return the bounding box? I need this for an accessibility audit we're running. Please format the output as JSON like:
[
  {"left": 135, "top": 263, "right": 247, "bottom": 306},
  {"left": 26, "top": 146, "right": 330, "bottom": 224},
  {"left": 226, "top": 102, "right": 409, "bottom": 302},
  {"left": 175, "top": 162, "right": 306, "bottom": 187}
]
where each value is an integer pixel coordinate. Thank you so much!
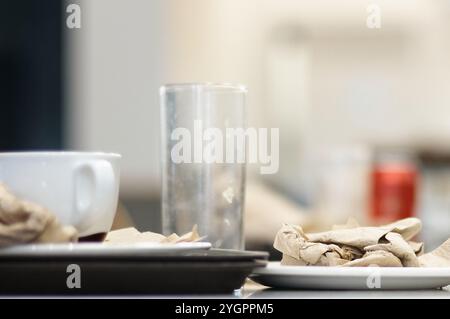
[
  {"left": 251, "top": 262, "right": 450, "bottom": 290},
  {"left": 0, "top": 242, "right": 211, "bottom": 257},
  {"left": 0, "top": 152, "right": 121, "bottom": 237}
]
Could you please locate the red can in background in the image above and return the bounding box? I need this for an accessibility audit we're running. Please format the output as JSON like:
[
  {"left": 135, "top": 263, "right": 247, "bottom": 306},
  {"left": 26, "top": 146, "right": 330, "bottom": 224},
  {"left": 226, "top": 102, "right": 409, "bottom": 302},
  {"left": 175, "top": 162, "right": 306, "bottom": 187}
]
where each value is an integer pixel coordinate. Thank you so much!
[{"left": 370, "top": 160, "right": 417, "bottom": 224}]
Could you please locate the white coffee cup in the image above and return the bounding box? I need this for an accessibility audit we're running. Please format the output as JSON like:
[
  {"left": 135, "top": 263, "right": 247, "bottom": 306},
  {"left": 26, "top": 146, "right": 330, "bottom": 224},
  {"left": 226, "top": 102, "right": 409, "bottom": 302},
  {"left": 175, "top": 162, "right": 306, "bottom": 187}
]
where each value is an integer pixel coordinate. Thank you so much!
[{"left": 0, "top": 152, "right": 121, "bottom": 238}]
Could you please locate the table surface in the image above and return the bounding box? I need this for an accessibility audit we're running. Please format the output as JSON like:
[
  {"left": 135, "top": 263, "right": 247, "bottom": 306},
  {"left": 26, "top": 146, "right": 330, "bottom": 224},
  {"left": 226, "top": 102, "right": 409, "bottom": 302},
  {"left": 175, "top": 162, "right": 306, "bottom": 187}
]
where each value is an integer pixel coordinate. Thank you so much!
[
  {"left": 237, "top": 281, "right": 450, "bottom": 299},
  {"left": 2, "top": 281, "right": 449, "bottom": 299}
]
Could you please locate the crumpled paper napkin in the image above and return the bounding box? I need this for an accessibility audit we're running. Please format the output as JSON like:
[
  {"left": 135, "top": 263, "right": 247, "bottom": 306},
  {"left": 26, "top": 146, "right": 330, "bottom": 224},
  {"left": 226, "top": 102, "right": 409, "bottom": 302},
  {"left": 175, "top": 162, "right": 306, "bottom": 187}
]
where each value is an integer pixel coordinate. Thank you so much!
[
  {"left": 104, "top": 225, "right": 202, "bottom": 244},
  {"left": 0, "top": 183, "right": 78, "bottom": 247},
  {"left": 274, "top": 217, "right": 450, "bottom": 267},
  {"left": 0, "top": 182, "right": 203, "bottom": 247}
]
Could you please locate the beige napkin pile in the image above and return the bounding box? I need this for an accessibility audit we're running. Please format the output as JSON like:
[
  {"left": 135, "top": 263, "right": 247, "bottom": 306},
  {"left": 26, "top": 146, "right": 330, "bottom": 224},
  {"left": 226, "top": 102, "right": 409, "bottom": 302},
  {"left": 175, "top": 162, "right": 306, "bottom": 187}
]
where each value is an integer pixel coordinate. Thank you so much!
[
  {"left": 274, "top": 217, "right": 450, "bottom": 267},
  {"left": 104, "top": 225, "right": 201, "bottom": 244},
  {"left": 0, "top": 183, "right": 78, "bottom": 247}
]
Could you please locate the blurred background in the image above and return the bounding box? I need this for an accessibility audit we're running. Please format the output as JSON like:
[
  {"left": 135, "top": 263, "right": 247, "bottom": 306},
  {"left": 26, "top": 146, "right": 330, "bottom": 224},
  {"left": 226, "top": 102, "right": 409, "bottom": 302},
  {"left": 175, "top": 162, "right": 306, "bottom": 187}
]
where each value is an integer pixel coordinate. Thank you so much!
[{"left": 1, "top": 0, "right": 450, "bottom": 251}]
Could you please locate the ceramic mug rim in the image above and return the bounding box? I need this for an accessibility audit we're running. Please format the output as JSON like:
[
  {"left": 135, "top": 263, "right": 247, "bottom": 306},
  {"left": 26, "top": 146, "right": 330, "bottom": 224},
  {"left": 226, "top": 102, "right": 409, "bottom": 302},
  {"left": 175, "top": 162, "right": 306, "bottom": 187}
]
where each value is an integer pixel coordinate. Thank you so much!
[{"left": 0, "top": 151, "right": 121, "bottom": 159}]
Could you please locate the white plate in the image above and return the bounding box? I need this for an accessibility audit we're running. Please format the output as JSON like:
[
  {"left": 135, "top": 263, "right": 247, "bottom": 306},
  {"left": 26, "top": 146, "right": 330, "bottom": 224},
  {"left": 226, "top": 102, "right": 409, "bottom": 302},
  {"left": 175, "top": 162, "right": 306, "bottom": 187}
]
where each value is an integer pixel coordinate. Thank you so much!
[
  {"left": 0, "top": 242, "right": 211, "bottom": 258},
  {"left": 251, "top": 262, "right": 450, "bottom": 290}
]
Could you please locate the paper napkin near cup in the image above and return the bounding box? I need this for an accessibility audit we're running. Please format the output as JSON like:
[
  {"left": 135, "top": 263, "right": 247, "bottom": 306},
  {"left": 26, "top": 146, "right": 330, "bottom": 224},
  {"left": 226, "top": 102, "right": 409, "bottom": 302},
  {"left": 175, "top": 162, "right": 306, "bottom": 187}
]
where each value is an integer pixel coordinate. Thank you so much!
[
  {"left": 104, "top": 225, "right": 202, "bottom": 244},
  {"left": 0, "top": 181, "right": 202, "bottom": 247},
  {"left": 0, "top": 183, "right": 77, "bottom": 247},
  {"left": 274, "top": 217, "right": 450, "bottom": 267}
]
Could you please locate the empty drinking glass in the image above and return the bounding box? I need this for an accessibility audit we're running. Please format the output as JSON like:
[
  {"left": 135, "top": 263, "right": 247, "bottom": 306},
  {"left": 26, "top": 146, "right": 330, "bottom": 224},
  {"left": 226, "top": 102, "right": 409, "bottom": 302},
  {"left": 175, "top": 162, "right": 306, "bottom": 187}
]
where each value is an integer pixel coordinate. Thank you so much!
[{"left": 160, "top": 83, "right": 247, "bottom": 250}]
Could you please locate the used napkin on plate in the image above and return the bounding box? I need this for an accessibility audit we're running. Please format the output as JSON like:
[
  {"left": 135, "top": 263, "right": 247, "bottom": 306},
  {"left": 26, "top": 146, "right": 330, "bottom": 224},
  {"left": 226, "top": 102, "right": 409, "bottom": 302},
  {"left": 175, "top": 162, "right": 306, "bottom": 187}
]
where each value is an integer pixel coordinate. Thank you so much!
[
  {"left": 274, "top": 217, "right": 450, "bottom": 267},
  {"left": 0, "top": 183, "right": 78, "bottom": 247},
  {"left": 104, "top": 225, "right": 202, "bottom": 244}
]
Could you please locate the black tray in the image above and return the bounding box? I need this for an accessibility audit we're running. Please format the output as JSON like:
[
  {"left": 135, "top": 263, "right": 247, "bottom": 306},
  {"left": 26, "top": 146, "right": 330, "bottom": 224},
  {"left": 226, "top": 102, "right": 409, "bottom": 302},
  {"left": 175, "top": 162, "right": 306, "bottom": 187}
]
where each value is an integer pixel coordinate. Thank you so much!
[{"left": 0, "top": 249, "right": 268, "bottom": 295}]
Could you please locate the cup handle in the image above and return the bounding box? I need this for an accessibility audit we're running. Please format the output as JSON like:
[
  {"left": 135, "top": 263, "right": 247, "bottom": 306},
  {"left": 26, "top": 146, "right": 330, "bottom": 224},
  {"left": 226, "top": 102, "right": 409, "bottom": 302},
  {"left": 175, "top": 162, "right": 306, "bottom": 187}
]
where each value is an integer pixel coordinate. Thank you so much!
[{"left": 74, "top": 160, "right": 115, "bottom": 233}]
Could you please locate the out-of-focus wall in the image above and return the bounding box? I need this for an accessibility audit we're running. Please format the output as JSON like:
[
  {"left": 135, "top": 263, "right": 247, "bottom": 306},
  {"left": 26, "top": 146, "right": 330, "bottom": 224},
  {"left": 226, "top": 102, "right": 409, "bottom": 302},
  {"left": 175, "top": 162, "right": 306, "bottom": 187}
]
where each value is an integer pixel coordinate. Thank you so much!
[
  {"left": 65, "top": 0, "right": 168, "bottom": 197},
  {"left": 66, "top": 0, "right": 450, "bottom": 201}
]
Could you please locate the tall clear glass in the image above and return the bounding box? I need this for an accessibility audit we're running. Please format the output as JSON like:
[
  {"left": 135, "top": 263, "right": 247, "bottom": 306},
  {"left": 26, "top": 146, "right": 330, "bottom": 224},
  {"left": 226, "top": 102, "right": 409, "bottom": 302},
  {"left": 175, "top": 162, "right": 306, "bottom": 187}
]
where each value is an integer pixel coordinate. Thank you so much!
[{"left": 160, "top": 83, "right": 247, "bottom": 250}]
